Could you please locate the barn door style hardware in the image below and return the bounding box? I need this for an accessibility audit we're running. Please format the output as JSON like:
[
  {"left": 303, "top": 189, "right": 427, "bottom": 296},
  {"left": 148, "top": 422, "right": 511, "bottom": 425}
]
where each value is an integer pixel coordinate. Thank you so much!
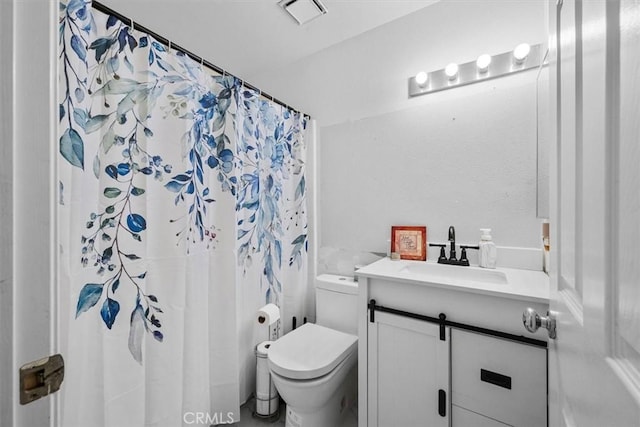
[{"left": 369, "top": 300, "right": 548, "bottom": 348}]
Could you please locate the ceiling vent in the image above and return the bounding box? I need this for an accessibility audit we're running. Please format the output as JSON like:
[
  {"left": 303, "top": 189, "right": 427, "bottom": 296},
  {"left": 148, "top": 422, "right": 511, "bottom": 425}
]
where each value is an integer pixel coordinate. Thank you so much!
[{"left": 278, "top": 0, "right": 327, "bottom": 25}]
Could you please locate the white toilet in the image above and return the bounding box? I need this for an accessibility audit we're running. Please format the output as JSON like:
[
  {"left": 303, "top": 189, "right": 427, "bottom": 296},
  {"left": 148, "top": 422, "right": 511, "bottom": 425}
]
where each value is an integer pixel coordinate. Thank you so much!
[{"left": 267, "top": 274, "right": 358, "bottom": 427}]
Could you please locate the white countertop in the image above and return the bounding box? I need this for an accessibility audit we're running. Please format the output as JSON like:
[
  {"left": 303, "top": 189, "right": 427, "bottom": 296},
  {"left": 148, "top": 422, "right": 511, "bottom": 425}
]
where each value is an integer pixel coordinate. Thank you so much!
[{"left": 356, "top": 258, "right": 549, "bottom": 304}]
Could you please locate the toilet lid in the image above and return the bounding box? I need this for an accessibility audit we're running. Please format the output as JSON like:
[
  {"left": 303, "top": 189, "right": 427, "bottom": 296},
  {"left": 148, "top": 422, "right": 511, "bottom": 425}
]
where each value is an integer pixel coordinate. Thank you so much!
[{"left": 267, "top": 323, "right": 358, "bottom": 380}]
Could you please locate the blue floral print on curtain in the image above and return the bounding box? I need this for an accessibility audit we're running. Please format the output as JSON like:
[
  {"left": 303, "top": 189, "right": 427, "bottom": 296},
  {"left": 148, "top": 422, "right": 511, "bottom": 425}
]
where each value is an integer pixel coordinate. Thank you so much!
[
  {"left": 59, "top": 0, "right": 308, "bottom": 363},
  {"left": 162, "top": 74, "right": 239, "bottom": 249},
  {"left": 235, "top": 88, "right": 308, "bottom": 305},
  {"left": 60, "top": 0, "right": 169, "bottom": 363}
]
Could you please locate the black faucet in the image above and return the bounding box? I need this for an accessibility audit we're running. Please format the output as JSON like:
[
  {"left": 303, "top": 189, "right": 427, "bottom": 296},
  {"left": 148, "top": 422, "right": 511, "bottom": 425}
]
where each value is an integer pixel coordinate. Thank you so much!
[
  {"left": 429, "top": 226, "right": 479, "bottom": 266},
  {"left": 448, "top": 226, "right": 456, "bottom": 261}
]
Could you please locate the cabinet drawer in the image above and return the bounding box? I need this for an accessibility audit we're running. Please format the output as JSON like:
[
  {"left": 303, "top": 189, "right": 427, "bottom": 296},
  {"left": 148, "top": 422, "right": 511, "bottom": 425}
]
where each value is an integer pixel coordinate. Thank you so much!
[
  {"left": 451, "top": 329, "right": 547, "bottom": 427},
  {"left": 452, "top": 405, "right": 511, "bottom": 427}
]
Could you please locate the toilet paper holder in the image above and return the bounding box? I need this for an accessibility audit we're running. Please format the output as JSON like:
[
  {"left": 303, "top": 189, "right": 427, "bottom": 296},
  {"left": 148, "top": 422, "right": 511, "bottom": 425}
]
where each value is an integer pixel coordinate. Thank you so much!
[{"left": 257, "top": 304, "right": 281, "bottom": 341}]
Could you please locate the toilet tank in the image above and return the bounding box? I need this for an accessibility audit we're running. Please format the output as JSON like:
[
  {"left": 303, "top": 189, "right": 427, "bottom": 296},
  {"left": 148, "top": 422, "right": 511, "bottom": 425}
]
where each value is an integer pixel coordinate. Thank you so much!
[{"left": 315, "top": 274, "right": 358, "bottom": 335}]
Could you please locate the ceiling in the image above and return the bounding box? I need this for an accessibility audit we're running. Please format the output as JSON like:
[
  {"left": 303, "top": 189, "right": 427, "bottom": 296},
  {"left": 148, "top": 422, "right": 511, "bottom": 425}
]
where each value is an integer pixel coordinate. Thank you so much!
[{"left": 101, "top": 0, "right": 440, "bottom": 81}]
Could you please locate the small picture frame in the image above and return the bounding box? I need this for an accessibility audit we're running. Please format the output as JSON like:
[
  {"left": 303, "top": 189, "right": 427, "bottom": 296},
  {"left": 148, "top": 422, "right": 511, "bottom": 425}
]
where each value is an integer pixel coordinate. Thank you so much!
[{"left": 391, "top": 226, "right": 427, "bottom": 261}]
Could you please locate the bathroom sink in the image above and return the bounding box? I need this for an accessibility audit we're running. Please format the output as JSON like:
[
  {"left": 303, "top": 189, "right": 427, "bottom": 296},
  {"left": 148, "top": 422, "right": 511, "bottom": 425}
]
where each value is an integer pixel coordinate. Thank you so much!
[{"left": 400, "top": 262, "right": 508, "bottom": 286}]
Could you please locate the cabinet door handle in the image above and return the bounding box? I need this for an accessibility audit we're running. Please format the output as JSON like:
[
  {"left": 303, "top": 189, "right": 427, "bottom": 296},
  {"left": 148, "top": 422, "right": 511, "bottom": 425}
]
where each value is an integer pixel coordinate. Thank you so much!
[
  {"left": 480, "top": 369, "right": 512, "bottom": 390},
  {"left": 438, "top": 389, "right": 446, "bottom": 417}
]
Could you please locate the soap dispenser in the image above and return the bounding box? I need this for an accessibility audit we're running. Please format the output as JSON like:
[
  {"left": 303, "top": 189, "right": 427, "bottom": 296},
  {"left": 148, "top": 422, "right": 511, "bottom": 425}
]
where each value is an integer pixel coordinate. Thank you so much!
[{"left": 478, "top": 228, "right": 497, "bottom": 269}]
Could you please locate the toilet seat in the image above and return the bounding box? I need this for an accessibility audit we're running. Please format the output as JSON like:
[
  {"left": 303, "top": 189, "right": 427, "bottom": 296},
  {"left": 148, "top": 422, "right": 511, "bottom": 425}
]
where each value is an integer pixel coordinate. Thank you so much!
[{"left": 267, "top": 323, "right": 358, "bottom": 380}]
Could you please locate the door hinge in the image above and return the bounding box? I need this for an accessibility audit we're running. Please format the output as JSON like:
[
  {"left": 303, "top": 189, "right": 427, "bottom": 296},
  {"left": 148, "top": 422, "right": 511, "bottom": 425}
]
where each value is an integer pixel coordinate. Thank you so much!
[{"left": 19, "top": 354, "right": 64, "bottom": 405}]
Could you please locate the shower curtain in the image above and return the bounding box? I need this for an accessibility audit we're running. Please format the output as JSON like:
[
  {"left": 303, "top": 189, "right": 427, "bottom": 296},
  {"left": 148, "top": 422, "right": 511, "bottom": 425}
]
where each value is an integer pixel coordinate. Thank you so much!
[{"left": 57, "top": 1, "right": 308, "bottom": 425}]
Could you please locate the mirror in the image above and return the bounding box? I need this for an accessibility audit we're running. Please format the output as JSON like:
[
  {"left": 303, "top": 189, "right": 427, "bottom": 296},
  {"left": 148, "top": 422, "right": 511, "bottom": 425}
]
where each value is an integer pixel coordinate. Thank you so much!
[{"left": 536, "top": 49, "right": 550, "bottom": 219}]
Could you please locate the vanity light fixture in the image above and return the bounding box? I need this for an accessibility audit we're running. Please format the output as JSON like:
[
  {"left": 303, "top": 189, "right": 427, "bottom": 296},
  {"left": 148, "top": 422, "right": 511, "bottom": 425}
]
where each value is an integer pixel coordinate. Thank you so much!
[
  {"left": 476, "top": 54, "right": 492, "bottom": 73},
  {"left": 513, "top": 43, "right": 531, "bottom": 64},
  {"left": 415, "top": 71, "right": 428, "bottom": 87},
  {"left": 445, "top": 63, "right": 459, "bottom": 80},
  {"left": 408, "top": 43, "right": 543, "bottom": 97}
]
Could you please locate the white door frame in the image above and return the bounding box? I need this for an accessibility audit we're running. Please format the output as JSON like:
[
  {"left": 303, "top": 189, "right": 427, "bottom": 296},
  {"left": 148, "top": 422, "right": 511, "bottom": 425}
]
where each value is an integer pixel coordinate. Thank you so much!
[
  {"left": 2, "top": 0, "right": 59, "bottom": 426},
  {"left": 0, "top": 0, "right": 15, "bottom": 424}
]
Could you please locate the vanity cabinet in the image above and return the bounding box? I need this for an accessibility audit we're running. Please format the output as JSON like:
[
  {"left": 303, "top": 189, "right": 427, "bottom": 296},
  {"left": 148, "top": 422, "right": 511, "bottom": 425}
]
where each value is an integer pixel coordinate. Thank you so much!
[
  {"left": 366, "top": 318, "right": 546, "bottom": 427},
  {"left": 357, "top": 258, "right": 550, "bottom": 427},
  {"left": 367, "top": 311, "right": 449, "bottom": 427}
]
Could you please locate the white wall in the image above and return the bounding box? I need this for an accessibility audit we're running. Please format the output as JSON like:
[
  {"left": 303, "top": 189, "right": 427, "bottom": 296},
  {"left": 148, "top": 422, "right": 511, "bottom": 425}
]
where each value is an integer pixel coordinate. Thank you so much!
[{"left": 251, "top": 0, "right": 547, "bottom": 266}]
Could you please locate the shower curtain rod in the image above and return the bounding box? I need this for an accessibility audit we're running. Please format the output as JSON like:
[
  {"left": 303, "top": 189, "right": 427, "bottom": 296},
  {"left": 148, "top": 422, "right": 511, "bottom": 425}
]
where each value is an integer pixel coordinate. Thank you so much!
[{"left": 92, "top": 1, "right": 310, "bottom": 120}]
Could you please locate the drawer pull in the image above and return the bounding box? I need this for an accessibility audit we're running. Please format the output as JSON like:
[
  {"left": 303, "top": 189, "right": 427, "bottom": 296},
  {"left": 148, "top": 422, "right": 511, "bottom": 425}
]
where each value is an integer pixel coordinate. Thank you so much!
[{"left": 480, "top": 369, "right": 512, "bottom": 390}]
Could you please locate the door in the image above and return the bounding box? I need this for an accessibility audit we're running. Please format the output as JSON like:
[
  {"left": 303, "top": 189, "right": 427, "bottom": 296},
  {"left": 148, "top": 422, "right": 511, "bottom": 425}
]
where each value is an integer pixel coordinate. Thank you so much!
[
  {"left": 367, "top": 311, "right": 449, "bottom": 427},
  {"left": 548, "top": 0, "right": 640, "bottom": 426}
]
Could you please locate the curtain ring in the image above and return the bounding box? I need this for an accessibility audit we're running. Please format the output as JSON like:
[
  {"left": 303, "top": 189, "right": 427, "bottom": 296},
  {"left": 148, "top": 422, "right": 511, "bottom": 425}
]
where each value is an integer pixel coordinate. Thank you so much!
[
  {"left": 200, "top": 57, "right": 204, "bottom": 67},
  {"left": 130, "top": 18, "right": 134, "bottom": 31},
  {"left": 168, "top": 40, "right": 172, "bottom": 53}
]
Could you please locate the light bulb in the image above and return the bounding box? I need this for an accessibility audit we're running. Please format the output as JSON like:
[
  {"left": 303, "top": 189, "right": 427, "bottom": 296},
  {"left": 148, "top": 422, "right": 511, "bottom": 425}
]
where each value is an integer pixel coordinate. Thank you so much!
[
  {"left": 476, "top": 54, "right": 491, "bottom": 72},
  {"left": 445, "top": 63, "right": 459, "bottom": 80},
  {"left": 415, "top": 71, "right": 428, "bottom": 86},
  {"left": 513, "top": 43, "right": 531, "bottom": 63}
]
